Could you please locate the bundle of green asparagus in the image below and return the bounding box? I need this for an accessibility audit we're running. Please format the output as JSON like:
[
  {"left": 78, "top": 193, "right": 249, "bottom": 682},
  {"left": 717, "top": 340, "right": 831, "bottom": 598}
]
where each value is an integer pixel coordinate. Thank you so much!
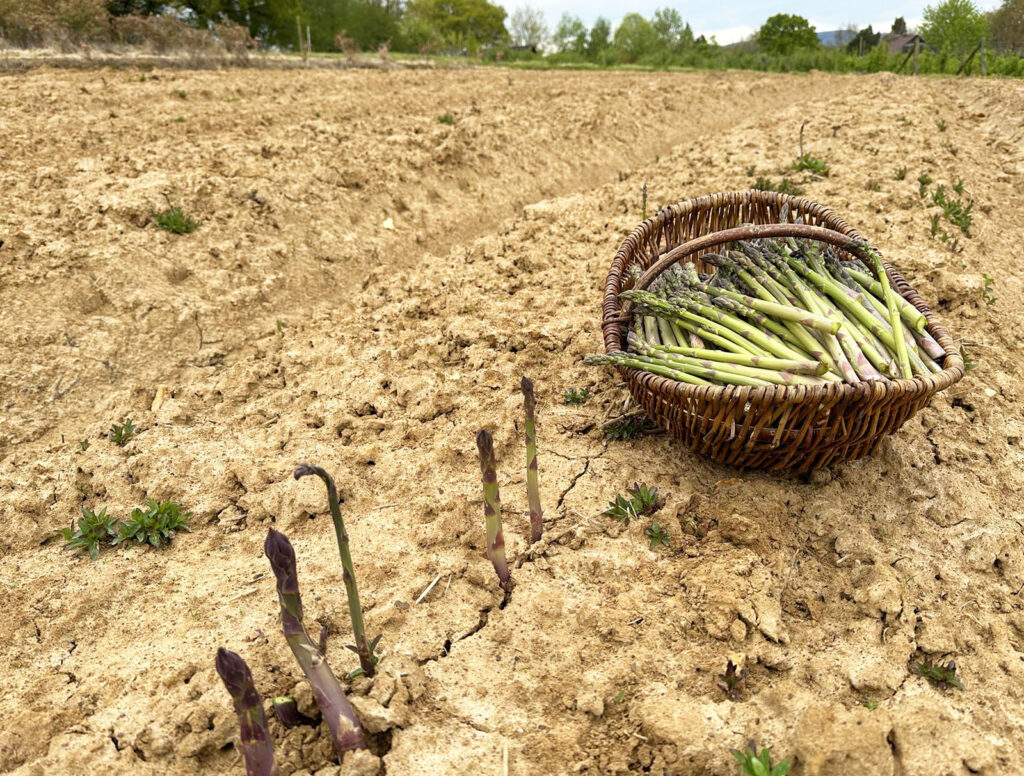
[{"left": 589, "top": 234, "right": 946, "bottom": 387}]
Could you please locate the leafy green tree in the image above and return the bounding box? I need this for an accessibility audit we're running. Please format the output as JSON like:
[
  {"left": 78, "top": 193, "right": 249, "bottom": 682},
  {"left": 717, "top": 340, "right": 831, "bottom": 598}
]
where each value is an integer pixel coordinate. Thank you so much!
[
  {"left": 846, "top": 24, "right": 881, "bottom": 53},
  {"left": 989, "top": 0, "right": 1024, "bottom": 49},
  {"left": 304, "top": 0, "right": 397, "bottom": 51},
  {"left": 586, "top": 15, "right": 611, "bottom": 57},
  {"left": 651, "top": 7, "right": 693, "bottom": 53},
  {"left": 552, "top": 12, "right": 587, "bottom": 54},
  {"left": 757, "top": 13, "right": 819, "bottom": 55},
  {"left": 891, "top": 16, "right": 908, "bottom": 34},
  {"left": 613, "top": 12, "right": 657, "bottom": 61},
  {"left": 401, "top": 0, "right": 507, "bottom": 50},
  {"left": 508, "top": 4, "right": 547, "bottom": 48},
  {"left": 921, "top": 0, "right": 988, "bottom": 56}
]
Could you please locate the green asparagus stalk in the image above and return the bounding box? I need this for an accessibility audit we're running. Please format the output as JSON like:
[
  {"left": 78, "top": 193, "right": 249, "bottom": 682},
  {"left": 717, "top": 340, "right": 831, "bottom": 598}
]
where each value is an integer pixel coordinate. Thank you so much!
[
  {"left": 636, "top": 338, "right": 827, "bottom": 375},
  {"left": 215, "top": 648, "right": 280, "bottom": 776},
  {"left": 520, "top": 377, "right": 543, "bottom": 544},
  {"left": 293, "top": 464, "right": 376, "bottom": 679},
  {"left": 476, "top": 430, "right": 511, "bottom": 591},
  {"left": 642, "top": 315, "right": 661, "bottom": 345},
  {"left": 656, "top": 316, "right": 680, "bottom": 347},
  {"left": 670, "top": 294, "right": 812, "bottom": 362},
  {"left": 861, "top": 248, "right": 912, "bottom": 378},
  {"left": 587, "top": 351, "right": 771, "bottom": 387},
  {"left": 845, "top": 266, "right": 929, "bottom": 334},
  {"left": 264, "top": 529, "right": 367, "bottom": 756}
]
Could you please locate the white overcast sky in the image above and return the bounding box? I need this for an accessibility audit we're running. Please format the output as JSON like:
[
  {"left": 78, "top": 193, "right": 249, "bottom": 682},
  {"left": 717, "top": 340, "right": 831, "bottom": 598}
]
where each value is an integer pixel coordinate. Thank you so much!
[{"left": 523, "top": 0, "right": 1003, "bottom": 44}]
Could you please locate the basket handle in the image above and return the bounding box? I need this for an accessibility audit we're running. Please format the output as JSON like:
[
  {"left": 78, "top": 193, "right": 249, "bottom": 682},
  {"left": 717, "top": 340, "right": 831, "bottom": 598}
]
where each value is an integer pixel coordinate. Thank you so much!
[{"left": 632, "top": 222, "right": 873, "bottom": 294}]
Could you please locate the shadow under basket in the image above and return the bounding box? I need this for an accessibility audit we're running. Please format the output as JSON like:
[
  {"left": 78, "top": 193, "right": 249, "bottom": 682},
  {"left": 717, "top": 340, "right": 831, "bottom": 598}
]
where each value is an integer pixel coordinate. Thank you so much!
[{"left": 601, "top": 190, "right": 965, "bottom": 473}]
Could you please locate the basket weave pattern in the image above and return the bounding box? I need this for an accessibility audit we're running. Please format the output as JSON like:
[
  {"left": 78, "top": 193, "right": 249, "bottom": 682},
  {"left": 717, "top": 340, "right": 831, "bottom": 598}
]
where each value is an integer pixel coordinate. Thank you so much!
[{"left": 601, "top": 190, "right": 965, "bottom": 472}]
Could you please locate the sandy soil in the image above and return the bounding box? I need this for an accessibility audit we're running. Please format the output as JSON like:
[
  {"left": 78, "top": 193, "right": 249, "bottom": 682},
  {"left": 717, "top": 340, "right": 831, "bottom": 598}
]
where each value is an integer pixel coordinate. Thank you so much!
[{"left": 1, "top": 67, "right": 1023, "bottom": 776}]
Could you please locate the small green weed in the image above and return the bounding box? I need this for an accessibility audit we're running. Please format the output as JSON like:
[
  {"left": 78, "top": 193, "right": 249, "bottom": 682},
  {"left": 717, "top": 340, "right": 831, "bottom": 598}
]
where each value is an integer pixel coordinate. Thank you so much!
[
  {"left": 917, "top": 173, "right": 933, "bottom": 198},
  {"left": 866, "top": 180, "right": 881, "bottom": 192},
  {"left": 792, "top": 153, "right": 828, "bottom": 176},
  {"left": 645, "top": 522, "right": 670, "bottom": 549},
  {"left": 915, "top": 659, "right": 964, "bottom": 690},
  {"left": 345, "top": 634, "right": 384, "bottom": 679},
  {"left": 752, "top": 177, "right": 804, "bottom": 196},
  {"left": 982, "top": 274, "right": 996, "bottom": 306},
  {"left": 931, "top": 185, "right": 973, "bottom": 236},
  {"left": 603, "top": 414, "right": 652, "bottom": 440},
  {"left": 936, "top": 118, "right": 947, "bottom": 132},
  {"left": 953, "top": 178, "right": 965, "bottom": 196},
  {"left": 75, "top": 439, "right": 90, "bottom": 456},
  {"left": 563, "top": 387, "right": 591, "bottom": 405},
  {"left": 745, "top": 164, "right": 756, "bottom": 177},
  {"left": 604, "top": 482, "right": 663, "bottom": 524},
  {"left": 172, "top": 117, "right": 185, "bottom": 123},
  {"left": 894, "top": 166, "right": 907, "bottom": 181},
  {"left": 62, "top": 508, "right": 119, "bottom": 560},
  {"left": 863, "top": 700, "right": 880, "bottom": 710},
  {"left": 116, "top": 500, "right": 191, "bottom": 548},
  {"left": 108, "top": 417, "right": 136, "bottom": 446},
  {"left": 961, "top": 345, "right": 977, "bottom": 371},
  {"left": 175, "top": 89, "right": 187, "bottom": 99},
  {"left": 718, "top": 657, "right": 746, "bottom": 701},
  {"left": 154, "top": 207, "right": 200, "bottom": 235},
  {"left": 929, "top": 214, "right": 942, "bottom": 239},
  {"left": 437, "top": 113, "right": 454, "bottom": 125},
  {"left": 731, "top": 742, "right": 791, "bottom": 776}
]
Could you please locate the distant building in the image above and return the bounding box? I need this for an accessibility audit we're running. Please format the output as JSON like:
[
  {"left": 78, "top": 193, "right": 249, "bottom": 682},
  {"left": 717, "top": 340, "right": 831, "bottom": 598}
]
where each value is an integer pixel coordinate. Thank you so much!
[{"left": 882, "top": 33, "right": 924, "bottom": 54}]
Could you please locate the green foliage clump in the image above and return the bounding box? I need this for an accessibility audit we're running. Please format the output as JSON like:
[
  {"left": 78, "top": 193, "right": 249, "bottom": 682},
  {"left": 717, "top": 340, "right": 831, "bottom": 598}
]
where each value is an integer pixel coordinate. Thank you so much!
[
  {"left": 563, "top": 387, "right": 591, "bottom": 405},
  {"left": 603, "top": 414, "right": 652, "bottom": 440},
  {"left": 604, "top": 482, "right": 663, "bottom": 524},
  {"left": 117, "top": 500, "right": 192, "bottom": 548},
  {"left": 931, "top": 185, "right": 973, "bottom": 236},
  {"left": 644, "top": 522, "right": 669, "bottom": 548},
  {"left": 915, "top": 658, "right": 965, "bottom": 690},
  {"left": 792, "top": 153, "right": 828, "bottom": 176},
  {"left": 921, "top": 0, "right": 988, "bottom": 58},
  {"left": 757, "top": 13, "right": 819, "bottom": 55},
  {"left": 752, "top": 177, "right": 804, "bottom": 196},
  {"left": 894, "top": 166, "right": 908, "bottom": 181},
  {"left": 731, "top": 743, "right": 791, "bottom": 776},
  {"left": 154, "top": 207, "right": 200, "bottom": 234},
  {"left": 437, "top": 113, "right": 454, "bottom": 125},
  {"left": 109, "top": 417, "right": 136, "bottom": 446},
  {"left": 62, "top": 508, "right": 119, "bottom": 560}
]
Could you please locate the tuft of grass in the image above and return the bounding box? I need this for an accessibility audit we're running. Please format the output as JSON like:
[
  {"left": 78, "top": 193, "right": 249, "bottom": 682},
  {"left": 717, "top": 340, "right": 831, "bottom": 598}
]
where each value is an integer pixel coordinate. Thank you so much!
[
  {"left": 982, "top": 273, "right": 996, "bottom": 307},
  {"left": 109, "top": 417, "right": 136, "bottom": 446},
  {"left": 645, "top": 522, "right": 670, "bottom": 549},
  {"left": 62, "top": 507, "right": 119, "bottom": 560},
  {"left": 936, "top": 118, "right": 947, "bottom": 132},
  {"left": 894, "top": 166, "right": 907, "bottom": 181},
  {"left": 866, "top": 180, "right": 881, "bottom": 192},
  {"left": 731, "top": 742, "right": 791, "bottom": 776},
  {"left": 915, "top": 659, "right": 964, "bottom": 690},
  {"left": 931, "top": 185, "right": 973, "bottom": 236},
  {"left": 953, "top": 178, "right": 965, "bottom": 196},
  {"left": 154, "top": 207, "right": 200, "bottom": 235},
  {"left": 563, "top": 387, "right": 591, "bottom": 405},
  {"left": 437, "top": 113, "right": 454, "bottom": 125},
  {"left": 792, "top": 153, "right": 829, "bottom": 176},
  {"left": 604, "top": 482, "right": 663, "bottom": 524},
  {"left": 175, "top": 89, "right": 187, "bottom": 99},
  {"left": 917, "top": 173, "right": 933, "bottom": 199},
  {"left": 172, "top": 117, "right": 185, "bottom": 123},
  {"left": 116, "top": 499, "right": 191, "bottom": 548},
  {"left": 929, "top": 213, "right": 943, "bottom": 239},
  {"left": 603, "top": 414, "right": 652, "bottom": 440},
  {"left": 745, "top": 164, "right": 756, "bottom": 177},
  {"left": 751, "top": 177, "right": 804, "bottom": 196}
]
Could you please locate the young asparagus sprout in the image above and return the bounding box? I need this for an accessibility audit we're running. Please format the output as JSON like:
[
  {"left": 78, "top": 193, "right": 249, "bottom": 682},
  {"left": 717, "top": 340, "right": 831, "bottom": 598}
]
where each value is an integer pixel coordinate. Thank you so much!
[
  {"left": 521, "top": 377, "right": 543, "bottom": 543},
  {"left": 264, "top": 529, "right": 367, "bottom": 756},
  {"left": 476, "top": 429, "right": 512, "bottom": 590},
  {"left": 272, "top": 696, "right": 320, "bottom": 728},
  {"left": 293, "top": 464, "right": 378, "bottom": 678},
  {"left": 215, "top": 648, "right": 280, "bottom": 776}
]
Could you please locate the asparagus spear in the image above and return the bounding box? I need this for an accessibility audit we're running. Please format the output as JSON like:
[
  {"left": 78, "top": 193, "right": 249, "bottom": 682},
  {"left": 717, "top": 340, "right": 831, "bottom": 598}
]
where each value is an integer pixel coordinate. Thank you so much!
[
  {"left": 635, "top": 339, "right": 826, "bottom": 375},
  {"left": 215, "top": 648, "right": 280, "bottom": 776},
  {"left": 845, "top": 266, "right": 929, "bottom": 334},
  {"left": 863, "top": 247, "right": 913, "bottom": 378},
  {"left": 476, "top": 430, "right": 512, "bottom": 591},
  {"left": 272, "top": 696, "right": 319, "bottom": 729},
  {"left": 520, "top": 377, "right": 543, "bottom": 544},
  {"left": 587, "top": 351, "right": 771, "bottom": 387},
  {"left": 264, "top": 529, "right": 367, "bottom": 756},
  {"left": 293, "top": 464, "right": 377, "bottom": 679}
]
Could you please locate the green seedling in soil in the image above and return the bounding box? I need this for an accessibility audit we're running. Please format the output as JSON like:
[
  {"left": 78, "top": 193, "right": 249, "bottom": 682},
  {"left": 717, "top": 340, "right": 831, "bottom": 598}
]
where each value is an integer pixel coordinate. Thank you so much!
[
  {"left": 109, "top": 417, "right": 136, "bottom": 446},
  {"left": 176, "top": 89, "right": 187, "bottom": 99},
  {"left": 603, "top": 414, "right": 653, "bottom": 441},
  {"left": 915, "top": 659, "right": 964, "bottom": 690},
  {"left": 475, "top": 430, "right": 512, "bottom": 591},
  {"left": 62, "top": 507, "right": 118, "bottom": 560},
  {"left": 264, "top": 528, "right": 367, "bottom": 755},
  {"left": 745, "top": 164, "right": 756, "bottom": 177},
  {"left": 604, "top": 482, "right": 663, "bottom": 524},
  {"left": 154, "top": 207, "right": 200, "bottom": 234},
  {"left": 215, "top": 648, "right": 280, "bottom": 776},
  {"left": 894, "top": 166, "right": 907, "bottom": 180},
  {"left": 437, "top": 113, "right": 454, "bottom": 125},
  {"left": 936, "top": 118, "right": 947, "bottom": 132},
  {"left": 172, "top": 117, "right": 185, "bottom": 123},
  {"left": 718, "top": 657, "right": 747, "bottom": 702},
  {"left": 294, "top": 463, "right": 380, "bottom": 678},
  {"left": 918, "top": 173, "right": 932, "bottom": 198},
  {"left": 953, "top": 178, "right": 965, "bottom": 196},
  {"left": 983, "top": 274, "right": 996, "bottom": 306},
  {"left": 863, "top": 700, "right": 879, "bottom": 710},
  {"left": 897, "top": 115, "right": 913, "bottom": 126},
  {"left": 272, "top": 696, "right": 319, "bottom": 728},
  {"left": 75, "top": 439, "right": 90, "bottom": 455},
  {"left": 116, "top": 499, "right": 191, "bottom": 548},
  {"left": 792, "top": 153, "right": 828, "bottom": 176},
  {"left": 866, "top": 180, "right": 881, "bottom": 192},
  {"left": 731, "top": 742, "right": 791, "bottom": 776},
  {"left": 961, "top": 345, "right": 978, "bottom": 371},
  {"left": 929, "top": 214, "right": 944, "bottom": 241},
  {"left": 752, "top": 177, "right": 804, "bottom": 196},
  {"left": 563, "top": 387, "right": 590, "bottom": 405},
  {"left": 521, "top": 377, "right": 543, "bottom": 543},
  {"left": 645, "top": 522, "right": 670, "bottom": 549},
  {"left": 932, "top": 185, "right": 973, "bottom": 236}
]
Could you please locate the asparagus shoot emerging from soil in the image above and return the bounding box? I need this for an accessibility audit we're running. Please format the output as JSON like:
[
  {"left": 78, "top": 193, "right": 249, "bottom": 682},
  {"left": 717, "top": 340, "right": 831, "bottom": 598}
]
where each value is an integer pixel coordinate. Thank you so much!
[
  {"left": 476, "top": 430, "right": 512, "bottom": 590},
  {"left": 521, "top": 377, "right": 543, "bottom": 543},
  {"left": 293, "top": 463, "right": 377, "bottom": 678},
  {"left": 214, "top": 648, "right": 280, "bottom": 776},
  {"left": 264, "top": 528, "right": 367, "bottom": 755},
  {"left": 272, "top": 696, "right": 320, "bottom": 728}
]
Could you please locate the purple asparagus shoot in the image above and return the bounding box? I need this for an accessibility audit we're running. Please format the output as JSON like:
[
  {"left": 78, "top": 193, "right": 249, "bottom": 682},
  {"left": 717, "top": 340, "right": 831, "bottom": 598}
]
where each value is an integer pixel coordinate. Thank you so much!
[
  {"left": 476, "top": 430, "right": 512, "bottom": 590},
  {"left": 264, "top": 529, "right": 367, "bottom": 756},
  {"left": 521, "top": 377, "right": 543, "bottom": 544},
  {"left": 214, "top": 648, "right": 280, "bottom": 776},
  {"left": 293, "top": 463, "right": 377, "bottom": 678},
  {"left": 272, "top": 696, "right": 320, "bottom": 728}
]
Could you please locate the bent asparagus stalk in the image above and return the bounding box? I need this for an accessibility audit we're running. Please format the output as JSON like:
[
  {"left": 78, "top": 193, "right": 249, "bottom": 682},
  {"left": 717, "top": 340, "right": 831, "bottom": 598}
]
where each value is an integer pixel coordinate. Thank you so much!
[
  {"left": 264, "top": 529, "right": 367, "bottom": 755},
  {"left": 476, "top": 430, "right": 512, "bottom": 590},
  {"left": 215, "top": 648, "right": 280, "bottom": 776},
  {"left": 293, "top": 464, "right": 376, "bottom": 678},
  {"left": 587, "top": 351, "right": 771, "bottom": 387},
  {"left": 520, "top": 377, "right": 543, "bottom": 544}
]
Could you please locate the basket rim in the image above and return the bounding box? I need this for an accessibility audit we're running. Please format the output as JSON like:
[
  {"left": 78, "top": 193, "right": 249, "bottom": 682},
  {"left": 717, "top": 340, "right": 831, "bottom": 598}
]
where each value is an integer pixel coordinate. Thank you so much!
[{"left": 601, "top": 190, "right": 966, "bottom": 407}]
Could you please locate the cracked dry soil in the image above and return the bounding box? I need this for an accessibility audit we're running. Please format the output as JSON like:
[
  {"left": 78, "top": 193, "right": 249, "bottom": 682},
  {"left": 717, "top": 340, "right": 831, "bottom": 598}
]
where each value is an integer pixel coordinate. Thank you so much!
[{"left": 1, "top": 68, "right": 1024, "bottom": 775}]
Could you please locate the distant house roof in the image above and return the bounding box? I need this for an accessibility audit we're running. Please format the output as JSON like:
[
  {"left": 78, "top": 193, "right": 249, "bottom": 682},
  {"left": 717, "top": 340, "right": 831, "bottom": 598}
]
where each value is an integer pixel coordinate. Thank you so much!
[{"left": 883, "top": 33, "right": 924, "bottom": 54}]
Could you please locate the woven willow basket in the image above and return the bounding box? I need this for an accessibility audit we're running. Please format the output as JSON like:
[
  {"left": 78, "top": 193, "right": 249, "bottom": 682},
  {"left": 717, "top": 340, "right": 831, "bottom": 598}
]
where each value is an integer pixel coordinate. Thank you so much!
[{"left": 601, "top": 190, "right": 965, "bottom": 472}]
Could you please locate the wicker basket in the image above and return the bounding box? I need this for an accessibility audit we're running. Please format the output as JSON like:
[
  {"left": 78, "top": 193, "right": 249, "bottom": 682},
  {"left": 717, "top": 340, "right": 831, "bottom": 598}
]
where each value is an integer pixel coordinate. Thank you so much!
[{"left": 601, "top": 190, "right": 965, "bottom": 472}]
